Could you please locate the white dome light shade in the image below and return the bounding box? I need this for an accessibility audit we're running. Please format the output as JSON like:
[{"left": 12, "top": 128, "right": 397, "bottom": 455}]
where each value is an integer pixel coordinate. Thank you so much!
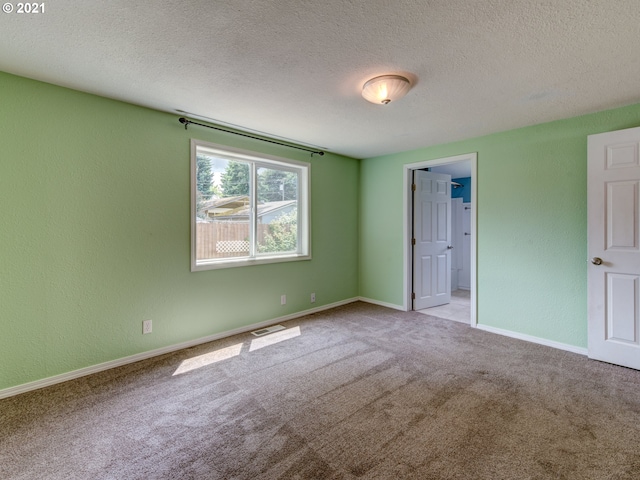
[{"left": 362, "top": 75, "right": 412, "bottom": 105}]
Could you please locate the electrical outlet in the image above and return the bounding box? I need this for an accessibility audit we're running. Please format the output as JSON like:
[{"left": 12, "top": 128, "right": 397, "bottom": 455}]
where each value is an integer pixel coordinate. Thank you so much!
[
  {"left": 143, "top": 319, "right": 152, "bottom": 334},
  {"left": 281, "top": 294, "right": 286, "bottom": 305},
  {"left": 310, "top": 293, "right": 316, "bottom": 303}
]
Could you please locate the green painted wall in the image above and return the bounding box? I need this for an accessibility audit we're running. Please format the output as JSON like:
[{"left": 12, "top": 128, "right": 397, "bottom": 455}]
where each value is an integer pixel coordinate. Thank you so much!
[
  {"left": 0, "top": 71, "right": 359, "bottom": 391},
  {"left": 360, "top": 103, "right": 640, "bottom": 349},
  {"left": 4, "top": 67, "right": 640, "bottom": 392}
]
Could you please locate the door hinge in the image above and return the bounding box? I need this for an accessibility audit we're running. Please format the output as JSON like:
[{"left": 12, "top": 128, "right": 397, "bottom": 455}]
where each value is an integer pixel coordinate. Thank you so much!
[
  {"left": 412, "top": 238, "right": 416, "bottom": 246},
  {"left": 411, "top": 292, "right": 416, "bottom": 300},
  {"left": 411, "top": 183, "right": 416, "bottom": 191}
]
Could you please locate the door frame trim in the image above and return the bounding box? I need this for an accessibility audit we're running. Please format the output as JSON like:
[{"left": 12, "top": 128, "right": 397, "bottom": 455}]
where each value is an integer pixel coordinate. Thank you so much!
[{"left": 402, "top": 153, "right": 478, "bottom": 328}]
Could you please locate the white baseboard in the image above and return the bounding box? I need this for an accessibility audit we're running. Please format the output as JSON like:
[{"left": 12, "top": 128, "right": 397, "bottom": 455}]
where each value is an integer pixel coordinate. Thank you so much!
[
  {"left": 476, "top": 324, "right": 588, "bottom": 356},
  {"left": 358, "top": 297, "right": 406, "bottom": 311},
  {"left": 0, "top": 298, "right": 360, "bottom": 400}
]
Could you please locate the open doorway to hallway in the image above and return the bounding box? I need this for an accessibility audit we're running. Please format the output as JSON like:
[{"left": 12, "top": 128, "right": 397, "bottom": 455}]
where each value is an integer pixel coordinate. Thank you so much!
[
  {"left": 417, "top": 289, "right": 471, "bottom": 323},
  {"left": 403, "top": 153, "right": 477, "bottom": 327}
]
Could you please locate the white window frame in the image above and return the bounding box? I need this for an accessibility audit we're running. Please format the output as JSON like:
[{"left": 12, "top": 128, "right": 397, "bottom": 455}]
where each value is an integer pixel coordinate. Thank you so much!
[{"left": 190, "top": 139, "right": 311, "bottom": 271}]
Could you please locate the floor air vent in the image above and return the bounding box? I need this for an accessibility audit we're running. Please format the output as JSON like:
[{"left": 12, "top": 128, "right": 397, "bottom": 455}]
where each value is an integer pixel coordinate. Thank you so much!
[{"left": 251, "top": 325, "right": 286, "bottom": 337}]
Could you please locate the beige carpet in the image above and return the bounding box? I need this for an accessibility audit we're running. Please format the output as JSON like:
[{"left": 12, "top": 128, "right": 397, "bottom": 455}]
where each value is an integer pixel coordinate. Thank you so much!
[{"left": 2, "top": 302, "right": 640, "bottom": 479}]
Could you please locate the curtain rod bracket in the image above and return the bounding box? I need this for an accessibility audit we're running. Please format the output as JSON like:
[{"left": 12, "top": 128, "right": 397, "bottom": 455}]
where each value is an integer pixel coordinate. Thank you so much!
[{"left": 178, "top": 117, "right": 324, "bottom": 157}]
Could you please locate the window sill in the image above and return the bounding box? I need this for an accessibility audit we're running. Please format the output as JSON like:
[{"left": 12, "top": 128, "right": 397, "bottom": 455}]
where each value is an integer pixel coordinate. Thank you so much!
[{"left": 191, "top": 253, "right": 312, "bottom": 272}]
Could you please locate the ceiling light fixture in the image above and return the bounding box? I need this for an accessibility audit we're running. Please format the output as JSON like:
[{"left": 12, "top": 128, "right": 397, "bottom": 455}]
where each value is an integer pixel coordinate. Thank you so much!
[{"left": 362, "top": 74, "right": 412, "bottom": 105}]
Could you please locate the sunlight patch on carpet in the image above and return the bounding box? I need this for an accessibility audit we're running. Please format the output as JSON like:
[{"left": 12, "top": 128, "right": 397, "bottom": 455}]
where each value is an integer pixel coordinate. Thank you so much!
[
  {"left": 173, "top": 343, "right": 243, "bottom": 375},
  {"left": 172, "top": 326, "right": 302, "bottom": 375},
  {"left": 250, "top": 326, "right": 301, "bottom": 352}
]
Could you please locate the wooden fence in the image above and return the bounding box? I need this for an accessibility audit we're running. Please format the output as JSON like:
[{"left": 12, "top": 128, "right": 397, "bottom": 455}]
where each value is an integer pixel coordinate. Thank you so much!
[{"left": 196, "top": 222, "right": 271, "bottom": 260}]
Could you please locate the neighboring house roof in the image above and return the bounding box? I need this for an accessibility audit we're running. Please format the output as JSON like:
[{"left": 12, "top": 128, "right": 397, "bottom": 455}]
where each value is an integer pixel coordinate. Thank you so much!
[
  {"left": 256, "top": 200, "right": 297, "bottom": 218},
  {"left": 199, "top": 196, "right": 250, "bottom": 218},
  {"left": 209, "top": 199, "right": 297, "bottom": 222},
  {"left": 202, "top": 195, "right": 249, "bottom": 213}
]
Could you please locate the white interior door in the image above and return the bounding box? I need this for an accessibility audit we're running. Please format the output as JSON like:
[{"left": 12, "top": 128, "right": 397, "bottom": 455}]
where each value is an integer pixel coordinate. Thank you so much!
[
  {"left": 413, "top": 170, "right": 451, "bottom": 310},
  {"left": 588, "top": 126, "right": 640, "bottom": 369}
]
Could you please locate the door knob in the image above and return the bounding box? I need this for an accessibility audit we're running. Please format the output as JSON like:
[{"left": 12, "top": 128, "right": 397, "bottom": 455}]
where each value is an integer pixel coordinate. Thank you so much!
[
  {"left": 447, "top": 245, "right": 454, "bottom": 250},
  {"left": 591, "top": 257, "right": 603, "bottom": 265}
]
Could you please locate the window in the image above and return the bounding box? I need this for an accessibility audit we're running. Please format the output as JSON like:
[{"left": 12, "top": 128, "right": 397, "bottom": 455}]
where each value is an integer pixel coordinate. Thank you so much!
[{"left": 191, "top": 139, "right": 311, "bottom": 271}]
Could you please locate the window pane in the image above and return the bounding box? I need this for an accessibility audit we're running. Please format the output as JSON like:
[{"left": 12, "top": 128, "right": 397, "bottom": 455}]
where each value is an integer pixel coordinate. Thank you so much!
[
  {"left": 256, "top": 166, "right": 298, "bottom": 255},
  {"left": 196, "top": 154, "right": 251, "bottom": 262}
]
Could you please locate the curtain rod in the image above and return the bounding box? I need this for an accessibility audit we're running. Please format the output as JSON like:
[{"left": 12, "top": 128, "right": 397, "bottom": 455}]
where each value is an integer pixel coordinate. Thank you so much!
[{"left": 178, "top": 117, "right": 324, "bottom": 156}]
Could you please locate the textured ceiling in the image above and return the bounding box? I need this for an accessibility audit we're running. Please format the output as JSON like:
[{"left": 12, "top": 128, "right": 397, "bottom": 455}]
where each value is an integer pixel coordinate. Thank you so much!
[{"left": 1, "top": 0, "right": 639, "bottom": 159}]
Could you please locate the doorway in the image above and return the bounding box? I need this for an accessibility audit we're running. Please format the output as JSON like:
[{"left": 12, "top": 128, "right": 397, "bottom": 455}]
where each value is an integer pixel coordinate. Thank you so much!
[{"left": 403, "top": 153, "right": 477, "bottom": 327}]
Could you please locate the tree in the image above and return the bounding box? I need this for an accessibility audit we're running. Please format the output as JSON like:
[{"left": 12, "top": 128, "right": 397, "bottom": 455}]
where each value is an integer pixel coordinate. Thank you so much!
[
  {"left": 258, "top": 169, "right": 297, "bottom": 203},
  {"left": 258, "top": 209, "right": 297, "bottom": 253},
  {"left": 196, "top": 154, "right": 215, "bottom": 220},
  {"left": 221, "top": 161, "right": 250, "bottom": 197},
  {"left": 196, "top": 154, "right": 213, "bottom": 198}
]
